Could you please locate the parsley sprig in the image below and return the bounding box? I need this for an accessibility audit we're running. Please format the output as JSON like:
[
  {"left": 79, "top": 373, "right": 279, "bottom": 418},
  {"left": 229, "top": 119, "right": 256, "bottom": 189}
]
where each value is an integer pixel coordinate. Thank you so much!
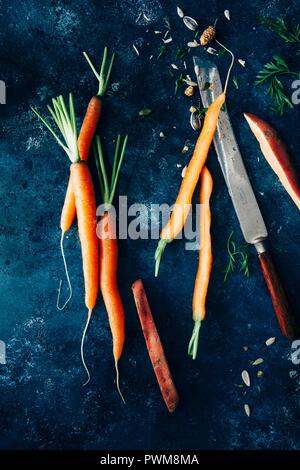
[
  {"left": 255, "top": 55, "right": 300, "bottom": 115},
  {"left": 257, "top": 16, "right": 300, "bottom": 43}
]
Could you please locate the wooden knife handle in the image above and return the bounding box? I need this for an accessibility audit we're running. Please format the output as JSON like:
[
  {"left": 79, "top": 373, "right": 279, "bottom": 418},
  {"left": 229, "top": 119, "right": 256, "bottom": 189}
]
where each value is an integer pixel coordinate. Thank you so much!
[{"left": 258, "top": 251, "right": 299, "bottom": 340}]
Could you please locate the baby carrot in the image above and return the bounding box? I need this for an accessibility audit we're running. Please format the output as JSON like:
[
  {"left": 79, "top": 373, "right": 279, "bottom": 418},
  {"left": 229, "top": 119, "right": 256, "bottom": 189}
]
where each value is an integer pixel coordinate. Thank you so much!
[
  {"left": 155, "top": 42, "right": 234, "bottom": 276},
  {"left": 94, "top": 135, "right": 128, "bottom": 402},
  {"left": 188, "top": 167, "right": 213, "bottom": 360}
]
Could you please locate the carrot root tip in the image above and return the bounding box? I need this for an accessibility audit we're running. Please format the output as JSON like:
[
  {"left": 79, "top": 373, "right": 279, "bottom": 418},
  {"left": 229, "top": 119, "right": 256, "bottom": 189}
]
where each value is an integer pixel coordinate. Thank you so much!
[
  {"left": 188, "top": 320, "right": 202, "bottom": 360},
  {"left": 56, "top": 231, "right": 73, "bottom": 311},
  {"left": 115, "top": 360, "right": 126, "bottom": 404},
  {"left": 81, "top": 308, "right": 93, "bottom": 386},
  {"left": 154, "top": 239, "right": 169, "bottom": 277}
]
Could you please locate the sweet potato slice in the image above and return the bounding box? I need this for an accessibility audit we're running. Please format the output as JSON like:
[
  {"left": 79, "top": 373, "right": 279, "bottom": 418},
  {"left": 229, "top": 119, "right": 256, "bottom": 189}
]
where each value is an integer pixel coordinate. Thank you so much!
[
  {"left": 132, "top": 279, "right": 179, "bottom": 413},
  {"left": 244, "top": 112, "right": 300, "bottom": 210}
]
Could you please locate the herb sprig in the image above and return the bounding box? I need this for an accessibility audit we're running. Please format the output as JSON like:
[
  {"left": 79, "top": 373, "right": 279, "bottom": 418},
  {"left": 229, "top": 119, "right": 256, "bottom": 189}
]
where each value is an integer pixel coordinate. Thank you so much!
[
  {"left": 258, "top": 16, "right": 300, "bottom": 43},
  {"left": 255, "top": 55, "right": 299, "bottom": 114},
  {"left": 224, "top": 232, "right": 250, "bottom": 281}
]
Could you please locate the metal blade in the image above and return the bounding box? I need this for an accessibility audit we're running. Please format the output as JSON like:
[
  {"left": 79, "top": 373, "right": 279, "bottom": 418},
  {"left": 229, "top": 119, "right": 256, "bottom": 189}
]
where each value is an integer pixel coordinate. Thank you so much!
[{"left": 193, "top": 56, "right": 268, "bottom": 246}]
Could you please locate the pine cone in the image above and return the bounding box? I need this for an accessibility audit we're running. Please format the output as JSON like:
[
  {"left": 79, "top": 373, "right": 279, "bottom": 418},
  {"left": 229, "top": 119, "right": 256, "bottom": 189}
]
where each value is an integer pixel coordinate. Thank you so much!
[{"left": 200, "top": 26, "right": 216, "bottom": 46}]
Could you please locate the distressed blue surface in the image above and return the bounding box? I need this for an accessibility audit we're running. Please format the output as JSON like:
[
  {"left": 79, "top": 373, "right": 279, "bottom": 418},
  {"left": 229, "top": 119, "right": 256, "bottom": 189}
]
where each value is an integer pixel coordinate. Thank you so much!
[{"left": 0, "top": 0, "right": 299, "bottom": 450}]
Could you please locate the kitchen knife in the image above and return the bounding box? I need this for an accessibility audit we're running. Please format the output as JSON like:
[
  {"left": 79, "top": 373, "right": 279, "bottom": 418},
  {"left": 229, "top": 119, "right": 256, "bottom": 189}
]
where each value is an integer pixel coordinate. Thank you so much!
[{"left": 193, "top": 56, "right": 299, "bottom": 340}]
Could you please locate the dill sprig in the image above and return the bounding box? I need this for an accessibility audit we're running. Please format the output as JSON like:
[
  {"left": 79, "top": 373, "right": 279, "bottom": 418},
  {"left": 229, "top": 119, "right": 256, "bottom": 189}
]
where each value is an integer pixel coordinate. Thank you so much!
[
  {"left": 157, "top": 44, "right": 168, "bottom": 59},
  {"left": 257, "top": 16, "right": 300, "bottom": 43},
  {"left": 255, "top": 55, "right": 299, "bottom": 114},
  {"left": 224, "top": 231, "right": 250, "bottom": 281}
]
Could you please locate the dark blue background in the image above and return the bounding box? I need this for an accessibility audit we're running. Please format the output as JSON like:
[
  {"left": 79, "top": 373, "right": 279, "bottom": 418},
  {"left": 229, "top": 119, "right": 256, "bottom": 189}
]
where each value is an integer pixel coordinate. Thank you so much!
[{"left": 0, "top": 0, "right": 299, "bottom": 450}]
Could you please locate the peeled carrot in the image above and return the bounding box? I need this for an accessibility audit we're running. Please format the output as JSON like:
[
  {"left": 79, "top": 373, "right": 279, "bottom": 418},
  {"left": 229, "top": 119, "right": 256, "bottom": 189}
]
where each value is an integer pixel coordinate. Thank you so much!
[
  {"left": 155, "top": 42, "right": 234, "bottom": 276},
  {"left": 94, "top": 135, "right": 128, "bottom": 401},
  {"left": 188, "top": 167, "right": 213, "bottom": 360}
]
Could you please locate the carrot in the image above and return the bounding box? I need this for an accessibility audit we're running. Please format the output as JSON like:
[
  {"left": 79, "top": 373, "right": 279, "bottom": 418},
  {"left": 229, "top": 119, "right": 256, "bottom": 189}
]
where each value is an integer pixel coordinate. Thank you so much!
[
  {"left": 60, "top": 172, "right": 76, "bottom": 233},
  {"left": 155, "top": 42, "right": 234, "bottom": 276},
  {"left": 32, "top": 95, "right": 99, "bottom": 384},
  {"left": 78, "top": 48, "right": 115, "bottom": 161},
  {"left": 188, "top": 167, "right": 213, "bottom": 360},
  {"left": 132, "top": 279, "right": 179, "bottom": 413},
  {"left": 94, "top": 135, "right": 128, "bottom": 401}
]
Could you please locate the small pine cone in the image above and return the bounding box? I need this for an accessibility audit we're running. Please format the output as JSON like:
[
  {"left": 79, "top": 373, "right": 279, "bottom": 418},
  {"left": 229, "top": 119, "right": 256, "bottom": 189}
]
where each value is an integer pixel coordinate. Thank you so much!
[
  {"left": 184, "top": 85, "right": 194, "bottom": 97},
  {"left": 200, "top": 25, "right": 216, "bottom": 46}
]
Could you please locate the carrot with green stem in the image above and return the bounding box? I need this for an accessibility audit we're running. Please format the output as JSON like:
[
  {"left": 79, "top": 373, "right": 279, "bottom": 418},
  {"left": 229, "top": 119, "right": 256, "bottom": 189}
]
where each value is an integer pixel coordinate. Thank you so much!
[
  {"left": 31, "top": 95, "right": 98, "bottom": 384},
  {"left": 155, "top": 41, "right": 234, "bottom": 276},
  {"left": 188, "top": 167, "right": 213, "bottom": 360},
  {"left": 94, "top": 134, "right": 128, "bottom": 402}
]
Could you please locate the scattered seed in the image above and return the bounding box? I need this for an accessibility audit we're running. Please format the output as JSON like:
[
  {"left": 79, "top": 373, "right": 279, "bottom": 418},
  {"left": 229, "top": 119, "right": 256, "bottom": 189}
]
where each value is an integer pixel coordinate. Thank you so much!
[
  {"left": 143, "top": 13, "right": 150, "bottom": 22},
  {"left": 184, "top": 85, "right": 194, "bottom": 97},
  {"left": 171, "top": 63, "right": 179, "bottom": 70},
  {"left": 238, "top": 59, "right": 246, "bottom": 67},
  {"left": 184, "top": 79, "right": 198, "bottom": 87},
  {"left": 181, "top": 165, "right": 187, "bottom": 178},
  {"left": 177, "top": 6, "right": 184, "bottom": 18},
  {"left": 189, "top": 106, "right": 197, "bottom": 113},
  {"left": 252, "top": 358, "right": 264, "bottom": 366},
  {"left": 257, "top": 370, "right": 264, "bottom": 378},
  {"left": 176, "top": 163, "right": 182, "bottom": 168},
  {"left": 149, "top": 55, "right": 153, "bottom": 60},
  {"left": 163, "top": 37, "right": 173, "bottom": 44},
  {"left": 266, "top": 337, "right": 276, "bottom": 346},
  {"left": 243, "top": 346, "right": 249, "bottom": 351},
  {"left": 181, "top": 144, "right": 189, "bottom": 153},
  {"left": 139, "top": 108, "right": 152, "bottom": 116},
  {"left": 190, "top": 112, "right": 201, "bottom": 130},
  {"left": 154, "top": 30, "right": 162, "bottom": 34},
  {"left": 133, "top": 44, "right": 140, "bottom": 56},
  {"left": 183, "top": 16, "right": 198, "bottom": 31},
  {"left": 224, "top": 10, "right": 230, "bottom": 21},
  {"left": 183, "top": 61, "right": 187, "bottom": 70},
  {"left": 241, "top": 370, "right": 250, "bottom": 387},
  {"left": 187, "top": 40, "right": 199, "bottom": 48},
  {"left": 244, "top": 404, "right": 251, "bottom": 417},
  {"left": 159, "top": 131, "right": 165, "bottom": 138},
  {"left": 206, "top": 47, "right": 218, "bottom": 55}
]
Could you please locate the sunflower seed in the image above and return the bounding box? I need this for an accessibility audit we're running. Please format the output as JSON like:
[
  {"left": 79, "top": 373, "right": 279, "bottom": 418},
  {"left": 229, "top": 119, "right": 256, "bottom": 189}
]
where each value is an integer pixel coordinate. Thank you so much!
[
  {"left": 177, "top": 6, "right": 184, "bottom": 18},
  {"left": 238, "top": 59, "right": 246, "bottom": 67},
  {"left": 190, "top": 112, "right": 201, "bottom": 131},
  {"left": 183, "top": 16, "right": 198, "bottom": 31},
  {"left": 154, "top": 30, "right": 162, "bottom": 34},
  {"left": 171, "top": 63, "right": 178, "bottom": 70},
  {"left": 183, "top": 61, "right": 187, "bottom": 70},
  {"left": 159, "top": 131, "right": 165, "bottom": 138},
  {"left": 266, "top": 337, "right": 276, "bottom": 346},
  {"left": 181, "top": 165, "right": 187, "bottom": 178},
  {"left": 241, "top": 370, "right": 250, "bottom": 387},
  {"left": 181, "top": 144, "right": 189, "bottom": 153},
  {"left": 244, "top": 404, "right": 251, "bottom": 417},
  {"left": 257, "top": 370, "right": 264, "bottom": 378},
  {"left": 224, "top": 10, "right": 230, "bottom": 21},
  {"left": 187, "top": 40, "right": 199, "bottom": 48},
  {"left": 189, "top": 106, "right": 197, "bottom": 113},
  {"left": 252, "top": 358, "right": 264, "bottom": 366},
  {"left": 176, "top": 163, "right": 182, "bottom": 168},
  {"left": 183, "top": 79, "right": 198, "bottom": 86},
  {"left": 133, "top": 44, "right": 140, "bottom": 56},
  {"left": 163, "top": 37, "right": 173, "bottom": 44},
  {"left": 207, "top": 47, "right": 218, "bottom": 55}
]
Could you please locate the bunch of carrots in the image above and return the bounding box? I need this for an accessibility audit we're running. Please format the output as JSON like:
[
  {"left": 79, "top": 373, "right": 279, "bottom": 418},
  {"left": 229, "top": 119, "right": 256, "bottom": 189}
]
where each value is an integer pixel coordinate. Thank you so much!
[
  {"left": 155, "top": 43, "right": 235, "bottom": 359},
  {"left": 32, "top": 48, "right": 127, "bottom": 400}
]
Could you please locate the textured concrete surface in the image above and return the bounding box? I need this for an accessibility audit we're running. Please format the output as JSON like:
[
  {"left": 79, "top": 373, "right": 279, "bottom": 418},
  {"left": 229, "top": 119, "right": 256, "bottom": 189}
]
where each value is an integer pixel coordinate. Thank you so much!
[{"left": 0, "top": 0, "right": 299, "bottom": 450}]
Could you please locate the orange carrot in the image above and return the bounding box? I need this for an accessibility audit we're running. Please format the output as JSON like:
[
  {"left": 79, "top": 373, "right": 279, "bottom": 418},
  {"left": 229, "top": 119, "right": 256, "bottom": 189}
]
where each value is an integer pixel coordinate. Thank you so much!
[
  {"left": 154, "top": 42, "right": 234, "bottom": 276},
  {"left": 32, "top": 95, "right": 99, "bottom": 384},
  {"left": 132, "top": 279, "right": 179, "bottom": 413},
  {"left": 60, "top": 171, "right": 76, "bottom": 233},
  {"left": 188, "top": 167, "right": 213, "bottom": 359},
  {"left": 94, "top": 135, "right": 128, "bottom": 401}
]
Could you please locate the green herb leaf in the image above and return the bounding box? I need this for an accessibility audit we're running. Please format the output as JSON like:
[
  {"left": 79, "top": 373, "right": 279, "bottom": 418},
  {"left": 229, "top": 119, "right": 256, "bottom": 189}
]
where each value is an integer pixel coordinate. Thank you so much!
[
  {"left": 176, "top": 46, "right": 188, "bottom": 60},
  {"left": 258, "top": 16, "right": 300, "bottom": 43},
  {"left": 139, "top": 108, "right": 152, "bottom": 116},
  {"left": 175, "top": 73, "right": 184, "bottom": 94},
  {"left": 224, "top": 232, "right": 250, "bottom": 281},
  {"left": 157, "top": 44, "right": 168, "bottom": 59},
  {"left": 233, "top": 76, "right": 240, "bottom": 90}
]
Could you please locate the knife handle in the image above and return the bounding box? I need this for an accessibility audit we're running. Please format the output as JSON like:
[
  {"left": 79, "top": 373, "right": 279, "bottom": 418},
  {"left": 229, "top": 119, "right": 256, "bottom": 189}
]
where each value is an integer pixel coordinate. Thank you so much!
[{"left": 258, "top": 250, "right": 299, "bottom": 340}]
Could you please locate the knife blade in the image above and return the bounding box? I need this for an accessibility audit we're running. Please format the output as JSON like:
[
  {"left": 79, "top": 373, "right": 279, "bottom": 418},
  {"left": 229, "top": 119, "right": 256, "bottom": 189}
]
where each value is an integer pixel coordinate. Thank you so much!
[{"left": 193, "top": 56, "right": 299, "bottom": 340}]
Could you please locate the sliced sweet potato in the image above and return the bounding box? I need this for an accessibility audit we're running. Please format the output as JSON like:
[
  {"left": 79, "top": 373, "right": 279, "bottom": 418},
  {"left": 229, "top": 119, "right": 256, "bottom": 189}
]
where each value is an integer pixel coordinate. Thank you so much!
[{"left": 244, "top": 112, "right": 300, "bottom": 210}]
